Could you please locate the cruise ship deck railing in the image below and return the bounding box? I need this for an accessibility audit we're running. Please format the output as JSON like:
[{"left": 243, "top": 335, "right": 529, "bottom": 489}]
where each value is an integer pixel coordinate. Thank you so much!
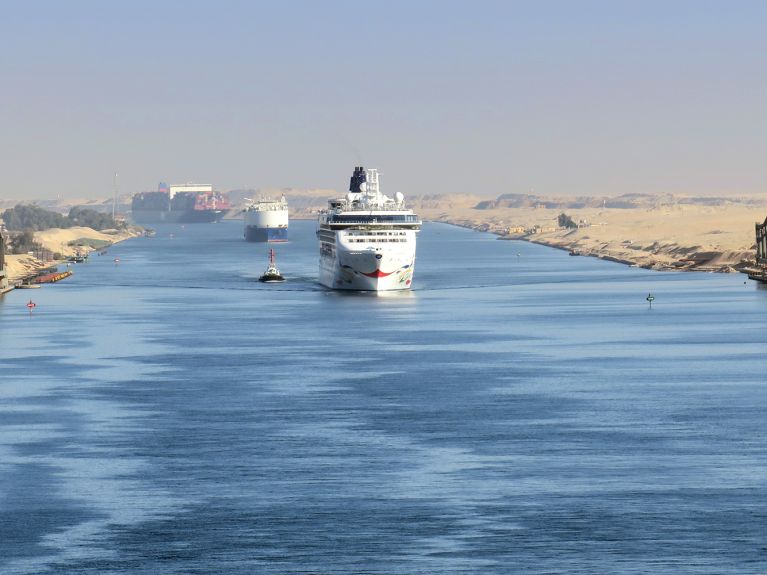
[{"left": 327, "top": 215, "right": 421, "bottom": 224}]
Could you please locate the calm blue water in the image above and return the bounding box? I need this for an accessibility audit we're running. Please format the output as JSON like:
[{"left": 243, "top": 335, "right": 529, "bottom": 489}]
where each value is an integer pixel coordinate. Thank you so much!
[{"left": 1, "top": 220, "right": 767, "bottom": 574}]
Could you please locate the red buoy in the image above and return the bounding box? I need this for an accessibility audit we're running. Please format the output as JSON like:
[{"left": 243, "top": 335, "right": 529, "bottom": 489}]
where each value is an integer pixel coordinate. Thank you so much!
[{"left": 26, "top": 300, "right": 36, "bottom": 311}]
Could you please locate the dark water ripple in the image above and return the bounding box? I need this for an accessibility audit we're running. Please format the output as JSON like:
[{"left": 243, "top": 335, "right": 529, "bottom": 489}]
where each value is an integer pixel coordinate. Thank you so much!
[{"left": 1, "top": 220, "right": 766, "bottom": 574}]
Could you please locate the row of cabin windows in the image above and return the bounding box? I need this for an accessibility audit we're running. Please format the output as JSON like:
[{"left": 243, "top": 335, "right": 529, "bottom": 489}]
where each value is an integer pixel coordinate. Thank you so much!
[
  {"left": 348, "top": 238, "right": 408, "bottom": 243},
  {"left": 329, "top": 215, "right": 419, "bottom": 223},
  {"left": 347, "top": 231, "right": 407, "bottom": 236}
]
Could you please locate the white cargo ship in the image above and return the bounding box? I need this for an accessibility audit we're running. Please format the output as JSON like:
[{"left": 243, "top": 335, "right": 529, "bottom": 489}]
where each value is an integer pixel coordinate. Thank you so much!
[
  {"left": 318, "top": 167, "right": 421, "bottom": 291},
  {"left": 243, "top": 196, "right": 288, "bottom": 242}
]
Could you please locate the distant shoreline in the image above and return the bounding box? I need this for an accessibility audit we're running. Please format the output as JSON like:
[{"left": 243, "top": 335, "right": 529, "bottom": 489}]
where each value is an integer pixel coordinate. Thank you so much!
[
  {"left": 428, "top": 216, "right": 754, "bottom": 274},
  {"left": 289, "top": 198, "right": 760, "bottom": 274},
  {"left": 5, "top": 190, "right": 761, "bottom": 285},
  {"left": 4, "top": 226, "right": 143, "bottom": 285}
]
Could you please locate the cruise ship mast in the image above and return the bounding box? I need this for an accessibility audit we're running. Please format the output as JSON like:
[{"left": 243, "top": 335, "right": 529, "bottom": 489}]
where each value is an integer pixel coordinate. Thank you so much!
[
  {"left": 365, "top": 168, "right": 380, "bottom": 201},
  {"left": 346, "top": 167, "right": 404, "bottom": 210}
]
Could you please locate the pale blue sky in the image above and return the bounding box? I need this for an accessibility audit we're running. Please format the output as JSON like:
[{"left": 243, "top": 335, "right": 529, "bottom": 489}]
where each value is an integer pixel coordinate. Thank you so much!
[{"left": 1, "top": 0, "right": 766, "bottom": 199}]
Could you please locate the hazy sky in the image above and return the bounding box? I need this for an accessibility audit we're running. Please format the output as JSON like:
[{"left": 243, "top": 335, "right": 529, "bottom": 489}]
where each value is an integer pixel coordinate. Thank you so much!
[{"left": 2, "top": 0, "right": 766, "bottom": 199}]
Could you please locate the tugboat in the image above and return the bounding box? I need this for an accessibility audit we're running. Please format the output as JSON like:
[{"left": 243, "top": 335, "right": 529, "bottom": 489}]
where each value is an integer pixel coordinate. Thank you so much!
[
  {"left": 68, "top": 251, "right": 88, "bottom": 263},
  {"left": 258, "top": 248, "right": 285, "bottom": 283}
]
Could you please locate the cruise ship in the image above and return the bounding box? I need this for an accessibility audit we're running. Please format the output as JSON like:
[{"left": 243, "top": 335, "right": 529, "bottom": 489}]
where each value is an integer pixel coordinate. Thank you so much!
[
  {"left": 318, "top": 166, "right": 421, "bottom": 291},
  {"left": 243, "top": 196, "right": 288, "bottom": 242}
]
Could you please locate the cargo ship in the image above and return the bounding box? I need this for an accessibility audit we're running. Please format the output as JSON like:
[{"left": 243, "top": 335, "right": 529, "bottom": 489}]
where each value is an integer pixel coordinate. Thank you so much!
[
  {"left": 243, "top": 196, "right": 288, "bottom": 242},
  {"left": 131, "top": 183, "right": 230, "bottom": 224}
]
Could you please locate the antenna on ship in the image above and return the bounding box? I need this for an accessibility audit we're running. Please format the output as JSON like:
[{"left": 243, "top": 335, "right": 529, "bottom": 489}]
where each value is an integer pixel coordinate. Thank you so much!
[{"left": 112, "top": 171, "right": 118, "bottom": 222}]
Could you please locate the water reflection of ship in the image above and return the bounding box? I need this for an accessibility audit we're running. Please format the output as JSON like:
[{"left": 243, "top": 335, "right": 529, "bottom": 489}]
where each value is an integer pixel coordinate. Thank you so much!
[{"left": 131, "top": 182, "right": 230, "bottom": 224}]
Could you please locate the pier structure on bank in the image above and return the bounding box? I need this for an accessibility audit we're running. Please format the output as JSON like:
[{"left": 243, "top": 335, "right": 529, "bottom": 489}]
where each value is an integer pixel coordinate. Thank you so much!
[
  {"left": 748, "top": 216, "right": 767, "bottom": 283},
  {"left": 0, "top": 227, "right": 12, "bottom": 295}
]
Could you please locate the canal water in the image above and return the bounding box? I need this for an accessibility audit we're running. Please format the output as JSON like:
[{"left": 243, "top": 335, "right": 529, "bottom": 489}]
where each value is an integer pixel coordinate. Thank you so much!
[{"left": 1, "top": 220, "right": 766, "bottom": 574}]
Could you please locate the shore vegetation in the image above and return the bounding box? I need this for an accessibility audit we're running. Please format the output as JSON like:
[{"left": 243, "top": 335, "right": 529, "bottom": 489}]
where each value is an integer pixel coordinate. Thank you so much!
[{"left": 1, "top": 204, "right": 125, "bottom": 232}]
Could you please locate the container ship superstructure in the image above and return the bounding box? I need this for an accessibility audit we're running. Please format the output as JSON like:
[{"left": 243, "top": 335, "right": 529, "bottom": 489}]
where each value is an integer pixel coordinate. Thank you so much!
[
  {"left": 243, "top": 196, "right": 289, "bottom": 242},
  {"left": 318, "top": 166, "right": 421, "bottom": 291},
  {"left": 131, "top": 183, "right": 230, "bottom": 224}
]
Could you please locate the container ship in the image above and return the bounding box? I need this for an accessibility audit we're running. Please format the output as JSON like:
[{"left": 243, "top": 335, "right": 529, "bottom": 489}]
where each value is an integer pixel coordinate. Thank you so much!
[
  {"left": 243, "top": 196, "right": 288, "bottom": 242},
  {"left": 131, "top": 183, "right": 230, "bottom": 224},
  {"left": 318, "top": 166, "right": 421, "bottom": 291}
]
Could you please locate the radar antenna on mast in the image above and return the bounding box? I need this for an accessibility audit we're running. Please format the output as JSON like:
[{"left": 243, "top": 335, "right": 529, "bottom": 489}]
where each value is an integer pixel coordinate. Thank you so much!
[{"left": 112, "top": 171, "right": 118, "bottom": 221}]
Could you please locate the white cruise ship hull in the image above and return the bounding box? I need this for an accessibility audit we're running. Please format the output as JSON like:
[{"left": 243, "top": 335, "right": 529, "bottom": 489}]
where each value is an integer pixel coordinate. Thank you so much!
[
  {"left": 318, "top": 166, "right": 420, "bottom": 292},
  {"left": 319, "top": 247, "right": 416, "bottom": 291}
]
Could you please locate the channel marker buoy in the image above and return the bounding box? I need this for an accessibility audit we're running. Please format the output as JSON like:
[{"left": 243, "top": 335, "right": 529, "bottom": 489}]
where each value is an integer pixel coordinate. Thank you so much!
[{"left": 646, "top": 293, "right": 655, "bottom": 309}]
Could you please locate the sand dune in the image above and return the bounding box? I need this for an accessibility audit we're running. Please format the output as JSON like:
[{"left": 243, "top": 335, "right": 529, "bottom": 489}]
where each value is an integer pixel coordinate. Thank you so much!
[
  {"left": 4, "top": 226, "right": 140, "bottom": 282},
  {"left": 417, "top": 201, "right": 765, "bottom": 272},
  {"left": 33, "top": 226, "right": 134, "bottom": 256}
]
